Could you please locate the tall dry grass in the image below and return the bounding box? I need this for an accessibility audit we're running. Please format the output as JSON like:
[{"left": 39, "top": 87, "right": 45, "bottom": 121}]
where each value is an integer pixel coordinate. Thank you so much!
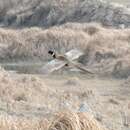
[
  {"left": 0, "top": 111, "right": 107, "bottom": 130},
  {"left": 0, "top": 23, "right": 130, "bottom": 60},
  {"left": 0, "top": 67, "right": 97, "bottom": 116},
  {"left": 0, "top": 114, "right": 49, "bottom": 130},
  {"left": 0, "top": 23, "right": 130, "bottom": 76},
  {"left": 48, "top": 111, "right": 106, "bottom": 130}
]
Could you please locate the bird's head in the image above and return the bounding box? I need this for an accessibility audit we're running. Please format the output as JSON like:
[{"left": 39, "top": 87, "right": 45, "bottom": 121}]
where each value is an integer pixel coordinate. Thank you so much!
[{"left": 48, "top": 50, "right": 56, "bottom": 58}]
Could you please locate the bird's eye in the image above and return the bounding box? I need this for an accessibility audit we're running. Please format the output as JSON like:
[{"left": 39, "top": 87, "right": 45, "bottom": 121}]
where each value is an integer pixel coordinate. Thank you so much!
[{"left": 48, "top": 50, "right": 53, "bottom": 54}]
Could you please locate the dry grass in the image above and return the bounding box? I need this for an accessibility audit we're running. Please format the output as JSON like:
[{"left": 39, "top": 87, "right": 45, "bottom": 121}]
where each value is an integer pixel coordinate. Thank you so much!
[
  {"left": 48, "top": 111, "right": 106, "bottom": 130},
  {"left": 0, "top": 67, "right": 98, "bottom": 118},
  {"left": 0, "top": 74, "right": 104, "bottom": 130},
  {"left": 0, "top": 110, "right": 107, "bottom": 130},
  {"left": 0, "top": 114, "right": 49, "bottom": 130},
  {"left": 0, "top": 68, "right": 49, "bottom": 102},
  {"left": 0, "top": 23, "right": 130, "bottom": 60},
  {"left": 0, "top": 23, "right": 130, "bottom": 76}
]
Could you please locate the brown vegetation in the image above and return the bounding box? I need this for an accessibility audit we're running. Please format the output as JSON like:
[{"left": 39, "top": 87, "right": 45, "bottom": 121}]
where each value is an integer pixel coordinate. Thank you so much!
[
  {"left": 0, "top": 110, "right": 107, "bottom": 130},
  {"left": 0, "top": 23, "right": 130, "bottom": 77},
  {"left": 0, "top": 69, "right": 106, "bottom": 129},
  {"left": 48, "top": 111, "right": 106, "bottom": 130}
]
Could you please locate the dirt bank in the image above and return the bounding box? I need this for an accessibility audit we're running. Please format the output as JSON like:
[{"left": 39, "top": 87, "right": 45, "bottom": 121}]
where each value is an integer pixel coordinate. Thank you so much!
[{"left": 0, "top": 0, "right": 130, "bottom": 28}]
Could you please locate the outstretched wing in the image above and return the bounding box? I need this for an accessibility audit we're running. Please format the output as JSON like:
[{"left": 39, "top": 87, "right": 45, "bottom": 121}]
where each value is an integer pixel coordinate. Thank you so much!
[
  {"left": 65, "top": 49, "right": 83, "bottom": 61},
  {"left": 42, "top": 59, "right": 66, "bottom": 74}
]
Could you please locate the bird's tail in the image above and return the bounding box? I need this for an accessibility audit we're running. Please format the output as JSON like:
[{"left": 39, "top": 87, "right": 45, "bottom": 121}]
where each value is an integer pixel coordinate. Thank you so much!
[{"left": 71, "top": 62, "right": 94, "bottom": 74}]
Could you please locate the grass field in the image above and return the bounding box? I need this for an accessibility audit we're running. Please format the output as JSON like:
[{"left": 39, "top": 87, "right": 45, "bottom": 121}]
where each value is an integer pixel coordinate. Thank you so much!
[
  {"left": 106, "top": 0, "right": 130, "bottom": 5},
  {"left": 0, "top": 1, "right": 130, "bottom": 130}
]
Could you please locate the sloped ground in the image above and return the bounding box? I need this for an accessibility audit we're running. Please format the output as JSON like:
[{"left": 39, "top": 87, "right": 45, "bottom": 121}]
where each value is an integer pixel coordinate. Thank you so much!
[
  {"left": 0, "top": 67, "right": 129, "bottom": 130},
  {"left": 0, "top": 0, "right": 130, "bottom": 28},
  {"left": 0, "top": 68, "right": 109, "bottom": 130}
]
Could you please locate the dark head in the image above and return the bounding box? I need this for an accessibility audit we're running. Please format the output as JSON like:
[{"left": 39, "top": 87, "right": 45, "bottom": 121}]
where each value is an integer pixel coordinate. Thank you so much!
[{"left": 48, "top": 50, "right": 56, "bottom": 58}]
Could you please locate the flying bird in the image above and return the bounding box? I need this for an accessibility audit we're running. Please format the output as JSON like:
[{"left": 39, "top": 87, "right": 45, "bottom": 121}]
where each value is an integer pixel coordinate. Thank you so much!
[{"left": 42, "top": 49, "right": 93, "bottom": 74}]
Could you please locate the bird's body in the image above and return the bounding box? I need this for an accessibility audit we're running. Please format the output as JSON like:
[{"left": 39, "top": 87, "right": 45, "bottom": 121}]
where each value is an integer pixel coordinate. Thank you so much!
[
  {"left": 48, "top": 50, "right": 68, "bottom": 61},
  {"left": 42, "top": 49, "right": 93, "bottom": 74}
]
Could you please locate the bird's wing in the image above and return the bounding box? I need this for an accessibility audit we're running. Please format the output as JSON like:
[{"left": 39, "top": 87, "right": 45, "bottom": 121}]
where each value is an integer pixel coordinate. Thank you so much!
[
  {"left": 42, "top": 59, "right": 66, "bottom": 74},
  {"left": 65, "top": 49, "right": 84, "bottom": 61}
]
